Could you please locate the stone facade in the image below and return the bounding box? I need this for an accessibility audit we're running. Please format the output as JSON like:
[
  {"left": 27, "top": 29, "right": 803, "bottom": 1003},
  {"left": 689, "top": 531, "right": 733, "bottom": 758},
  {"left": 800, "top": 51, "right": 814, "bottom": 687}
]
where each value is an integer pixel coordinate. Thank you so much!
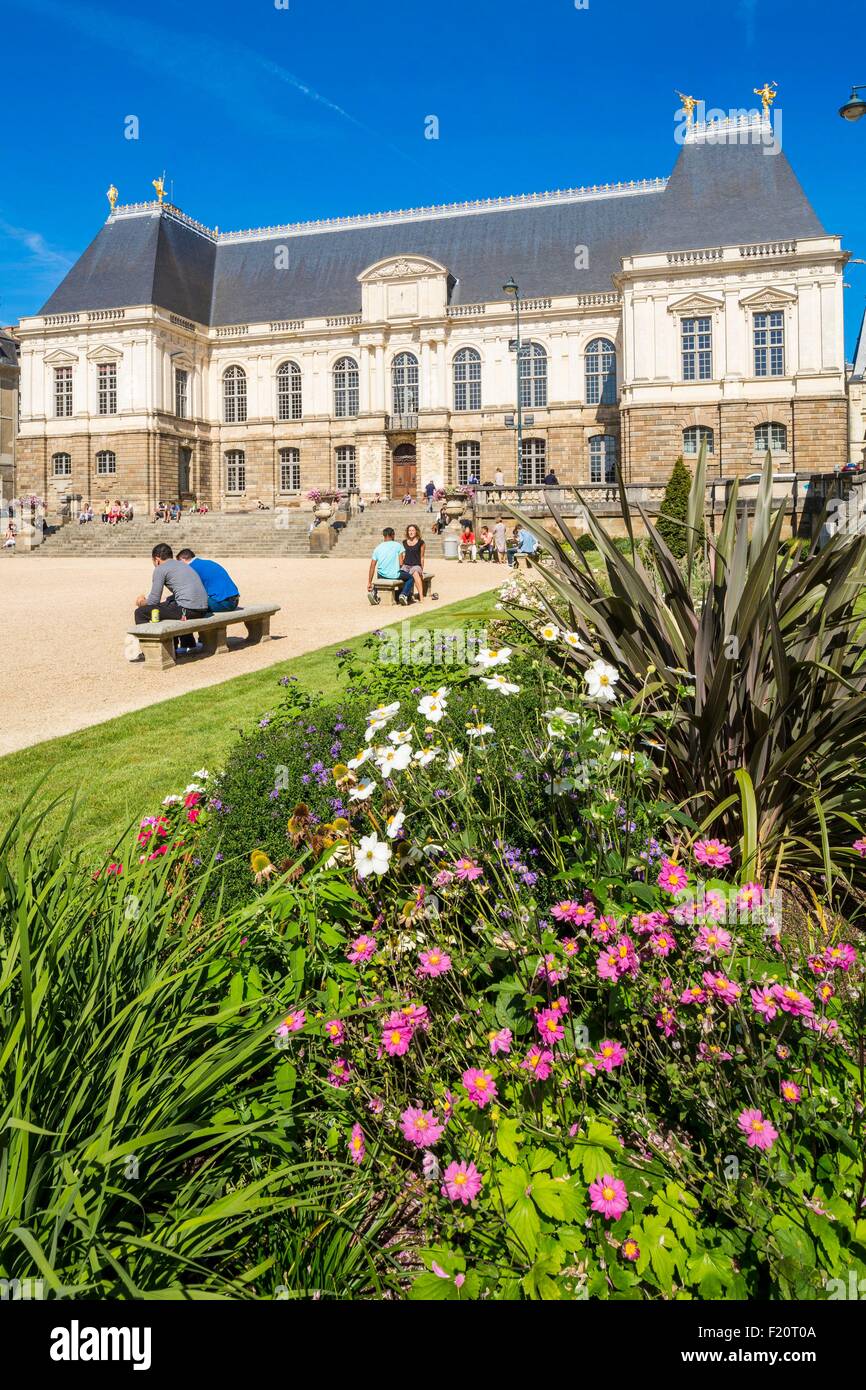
[
  {"left": 14, "top": 126, "right": 853, "bottom": 517},
  {"left": 0, "top": 330, "right": 18, "bottom": 503}
]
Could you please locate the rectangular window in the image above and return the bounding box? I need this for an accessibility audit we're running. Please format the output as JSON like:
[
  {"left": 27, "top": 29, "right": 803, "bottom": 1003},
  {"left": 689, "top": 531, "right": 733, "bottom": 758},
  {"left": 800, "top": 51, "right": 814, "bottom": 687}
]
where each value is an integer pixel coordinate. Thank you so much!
[
  {"left": 335, "top": 446, "right": 357, "bottom": 490},
  {"left": 54, "top": 366, "right": 73, "bottom": 417},
  {"left": 754, "top": 312, "right": 785, "bottom": 377},
  {"left": 52, "top": 453, "right": 72, "bottom": 476},
  {"left": 97, "top": 362, "right": 117, "bottom": 415},
  {"left": 456, "top": 441, "right": 480, "bottom": 486},
  {"left": 279, "top": 447, "right": 301, "bottom": 493},
  {"left": 175, "top": 368, "right": 189, "bottom": 419},
  {"left": 681, "top": 317, "right": 712, "bottom": 382},
  {"left": 226, "top": 451, "right": 246, "bottom": 494},
  {"left": 96, "top": 451, "right": 116, "bottom": 475}
]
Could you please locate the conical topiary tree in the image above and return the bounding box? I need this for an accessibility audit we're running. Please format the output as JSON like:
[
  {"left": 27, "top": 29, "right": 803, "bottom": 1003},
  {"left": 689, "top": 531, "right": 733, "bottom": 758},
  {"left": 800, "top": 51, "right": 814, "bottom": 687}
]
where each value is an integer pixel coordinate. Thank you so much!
[{"left": 656, "top": 455, "right": 699, "bottom": 560}]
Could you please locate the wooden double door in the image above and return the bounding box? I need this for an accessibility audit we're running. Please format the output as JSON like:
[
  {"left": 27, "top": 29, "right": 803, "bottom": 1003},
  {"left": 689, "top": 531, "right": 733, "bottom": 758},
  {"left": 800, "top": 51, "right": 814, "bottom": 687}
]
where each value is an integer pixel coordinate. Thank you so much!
[{"left": 392, "top": 444, "right": 416, "bottom": 497}]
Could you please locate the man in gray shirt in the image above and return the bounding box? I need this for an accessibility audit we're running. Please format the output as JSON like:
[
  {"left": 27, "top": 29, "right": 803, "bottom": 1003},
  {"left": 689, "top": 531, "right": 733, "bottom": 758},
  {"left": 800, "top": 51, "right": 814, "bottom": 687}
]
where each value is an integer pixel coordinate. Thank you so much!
[{"left": 134, "top": 542, "right": 210, "bottom": 652}]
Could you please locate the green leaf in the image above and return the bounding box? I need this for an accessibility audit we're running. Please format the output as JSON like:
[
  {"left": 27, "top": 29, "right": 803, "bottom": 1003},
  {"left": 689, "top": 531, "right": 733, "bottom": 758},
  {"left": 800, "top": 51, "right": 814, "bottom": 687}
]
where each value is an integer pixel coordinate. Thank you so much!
[
  {"left": 409, "top": 1272, "right": 458, "bottom": 1301},
  {"left": 496, "top": 1117, "right": 523, "bottom": 1163},
  {"left": 498, "top": 1165, "right": 530, "bottom": 1208},
  {"left": 507, "top": 1196, "right": 540, "bottom": 1261}
]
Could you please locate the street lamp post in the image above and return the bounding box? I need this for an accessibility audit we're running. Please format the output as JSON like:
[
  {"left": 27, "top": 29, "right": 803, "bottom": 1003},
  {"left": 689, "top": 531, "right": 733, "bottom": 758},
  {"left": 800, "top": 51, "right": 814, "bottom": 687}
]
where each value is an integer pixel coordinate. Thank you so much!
[
  {"left": 503, "top": 277, "right": 523, "bottom": 484},
  {"left": 839, "top": 85, "right": 866, "bottom": 121}
]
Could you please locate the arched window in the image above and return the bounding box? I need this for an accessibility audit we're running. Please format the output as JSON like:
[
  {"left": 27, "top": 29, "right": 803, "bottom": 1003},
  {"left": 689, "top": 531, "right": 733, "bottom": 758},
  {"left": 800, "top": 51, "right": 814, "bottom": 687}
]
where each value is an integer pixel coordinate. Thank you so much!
[
  {"left": 392, "top": 352, "right": 419, "bottom": 416},
  {"left": 683, "top": 426, "right": 714, "bottom": 456},
  {"left": 519, "top": 438, "right": 546, "bottom": 486},
  {"left": 333, "top": 357, "right": 359, "bottom": 418},
  {"left": 225, "top": 449, "right": 246, "bottom": 494},
  {"left": 755, "top": 422, "right": 788, "bottom": 453},
  {"left": 52, "top": 452, "right": 72, "bottom": 477},
  {"left": 519, "top": 342, "right": 547, "bottom": 409},
  {"left": 585, "top": 338, "right": 617, "bottom": 406},
  {"left": 276, "top": 361, "right": 302, "bottom": 421},
  {"left": 589, "top": 435, "right": 617, "bottom": 484},
  {"left": 456, "top": 440, "right": 481, "bottom": 486},
  {"left": 453, "top": 348, "right": 481, "bottom": 411},
  {"left": 95, "top": 449, "right": 116, "bottom": 476},
  {"left": 223, "top": 366, "right": 247, "bottom": 423},
  {"left": 278, "top": 447, "right": 300, "bottom": 493},
  {"left": 335, "top": 445, "right": 357, "bottom": 490}
]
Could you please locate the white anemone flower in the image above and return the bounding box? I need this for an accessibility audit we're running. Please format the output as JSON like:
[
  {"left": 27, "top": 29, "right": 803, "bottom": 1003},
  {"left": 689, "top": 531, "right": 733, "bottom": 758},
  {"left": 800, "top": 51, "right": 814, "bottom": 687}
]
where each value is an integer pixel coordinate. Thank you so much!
[
  {"left": 539, "top": 623, "right": 560, "bottom": 642},
  {"left": 611, "top": 749, "right": 635, "bottom": 764},
  {"left": 466, "top": 722, "right": 495, "bottom": 739},
  {"left": 349, "top": 777, "right": 377, "bottom": 802},
  {"left": 474, "top": 646, "right": 512, "bottom": 669},
  {"left": 388, "top": 728, "right": 413, "bottom": 745},
  {"left": 413, "top": 746, "right": 440, "bottom": 766},
  {"left": 446, "top": 750, "right": 464, "bottom": 770},
  {"left": 347, "top": 748, "right": 372, "bottom": 770},
  {"left": 562, "top": 631, "right": 583, "bottom": 650},
  {"left": 367, "top": 701, "right": 400, "bottom": 724},
  {"left": 480, "top": 673, "right": 521, "bottom": 695},
  {"left": 354, "top": 833, "right": 392, "bottom": 879},
  {"left": 364, "top": 718, "right": 388, "bottom": 743},
  {"left": 543, "top": 706, "right": 582, "bottom": 738},
  {"left": 386, "top": 809, "right": 407, "bottom": 839},
  {"left": 585, "top": 659, "right": 620, "bottom": 703},
  {"left": 418, "top": 692, "right": 448, "bottom": 723},
  {"left": 375, "top": 743, "right": 413, "bottom": 775}
]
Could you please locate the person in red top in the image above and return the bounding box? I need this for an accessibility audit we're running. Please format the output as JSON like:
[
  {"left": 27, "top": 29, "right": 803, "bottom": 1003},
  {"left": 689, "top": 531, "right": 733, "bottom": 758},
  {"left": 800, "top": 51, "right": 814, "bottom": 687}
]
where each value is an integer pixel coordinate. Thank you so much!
[{"left": 458, "top": 523, "right": 477, "bottom": 563}]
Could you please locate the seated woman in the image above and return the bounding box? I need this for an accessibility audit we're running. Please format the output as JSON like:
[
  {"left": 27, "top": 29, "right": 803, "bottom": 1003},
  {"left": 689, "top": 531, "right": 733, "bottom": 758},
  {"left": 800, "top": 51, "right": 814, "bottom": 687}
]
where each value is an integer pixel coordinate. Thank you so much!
[
  {"left": 3, "top": 523, "right": 16, "bottom": 548},
  {"left": 477, "top": 525, "right": 495, "bottom": 561},
  {"left": 433, "top": 505, "right": 450, "bottom": 536},
  {"left": 401, "top": 523, "right": 426, "bottom": 602}
]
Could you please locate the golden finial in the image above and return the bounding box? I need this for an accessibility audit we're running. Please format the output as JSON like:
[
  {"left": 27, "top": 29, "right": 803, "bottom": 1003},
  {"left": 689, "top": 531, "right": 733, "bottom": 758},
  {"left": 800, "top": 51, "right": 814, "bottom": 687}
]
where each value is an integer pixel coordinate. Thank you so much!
[
  {"left": 676, "top": 91, "right": 698, "bottom": 125},
  {"left": 152, "top": 173, "right": 166, "bottom": 204},
  {"left": 106, "top": 183, "right": 118, "bottom": 212},
  {"left": 753, "top": 81, "right": 778, "bottom": 115}
]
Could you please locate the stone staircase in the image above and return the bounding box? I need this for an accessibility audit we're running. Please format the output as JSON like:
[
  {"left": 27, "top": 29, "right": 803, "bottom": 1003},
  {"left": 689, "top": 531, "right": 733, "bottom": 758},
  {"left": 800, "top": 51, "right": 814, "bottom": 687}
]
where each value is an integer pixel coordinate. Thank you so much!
[
  {"left": 17, "top": 499, "right": 466, "bottom": 560},
  {"left": 26, "top": 511, "right": 314, "bottom": 558},
  {"left": 332, "top": 502, "right": 457, "bottom": 559}
]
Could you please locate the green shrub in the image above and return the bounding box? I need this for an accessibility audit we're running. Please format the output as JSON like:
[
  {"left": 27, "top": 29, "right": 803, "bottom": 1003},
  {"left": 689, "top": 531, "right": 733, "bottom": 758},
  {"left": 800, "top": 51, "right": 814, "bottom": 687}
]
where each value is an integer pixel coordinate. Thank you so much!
[
  {"left": 510, "top": 452, "right": 866, "bottom": 892},
  {"left": 198, "top": 656, "right": 565, "bottom": 910},
  {"left": 655, "top": 455, "right": 697, "bottom": 560}
]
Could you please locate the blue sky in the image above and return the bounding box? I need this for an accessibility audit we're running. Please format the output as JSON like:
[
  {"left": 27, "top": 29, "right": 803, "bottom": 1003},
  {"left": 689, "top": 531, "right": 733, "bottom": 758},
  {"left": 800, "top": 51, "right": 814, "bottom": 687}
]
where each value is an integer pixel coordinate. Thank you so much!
[{"left": 3, "top": 0, "right": 865, "bottom": 353}]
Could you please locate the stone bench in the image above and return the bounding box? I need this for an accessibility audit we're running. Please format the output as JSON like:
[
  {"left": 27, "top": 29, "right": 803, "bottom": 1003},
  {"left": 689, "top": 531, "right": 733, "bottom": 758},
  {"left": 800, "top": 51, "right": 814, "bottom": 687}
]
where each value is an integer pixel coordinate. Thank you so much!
[
  {"left": 370, "top": 574, "right": 437, "bottom": 604},
  {"left": 127, "top": 604, "right": 280, "bottom": 670}
]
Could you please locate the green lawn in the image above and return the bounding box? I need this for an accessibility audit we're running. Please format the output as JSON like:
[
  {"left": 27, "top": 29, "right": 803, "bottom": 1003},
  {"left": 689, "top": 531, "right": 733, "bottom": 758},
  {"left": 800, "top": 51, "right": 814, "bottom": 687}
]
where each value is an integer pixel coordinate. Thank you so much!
[{"left": 0, "top": 589, "right": 500, "bottom": 860}]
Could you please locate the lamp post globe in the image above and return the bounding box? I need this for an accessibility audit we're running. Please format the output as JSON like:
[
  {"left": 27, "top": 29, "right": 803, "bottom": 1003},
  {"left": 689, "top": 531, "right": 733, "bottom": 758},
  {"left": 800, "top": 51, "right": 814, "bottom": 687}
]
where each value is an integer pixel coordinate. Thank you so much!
[{"left": 839, "top": 87, "right": 866, "bottom": 121}]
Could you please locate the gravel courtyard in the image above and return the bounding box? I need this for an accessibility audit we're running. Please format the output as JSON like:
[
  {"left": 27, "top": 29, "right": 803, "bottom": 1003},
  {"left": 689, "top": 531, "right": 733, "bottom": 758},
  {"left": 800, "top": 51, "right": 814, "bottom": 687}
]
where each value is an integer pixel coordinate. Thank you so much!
[{"left": 0, "top": 557, "right": 500, "bottom": 755}]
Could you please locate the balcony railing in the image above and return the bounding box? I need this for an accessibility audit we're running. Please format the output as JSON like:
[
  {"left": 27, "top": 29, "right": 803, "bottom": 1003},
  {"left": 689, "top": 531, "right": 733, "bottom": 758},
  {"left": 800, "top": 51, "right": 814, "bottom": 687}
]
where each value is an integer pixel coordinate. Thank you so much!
[{"left": 386, "top": 413, "right": 418, "bottom": 431}]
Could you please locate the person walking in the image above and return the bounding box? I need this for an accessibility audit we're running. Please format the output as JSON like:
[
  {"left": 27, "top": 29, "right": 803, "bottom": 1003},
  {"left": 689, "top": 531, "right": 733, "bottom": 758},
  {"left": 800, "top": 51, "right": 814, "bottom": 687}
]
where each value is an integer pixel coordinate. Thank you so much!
[
  {"left": 424, "top": 479, "right": 436, "bottom": 512},
  {"left": 493, "top": 516, "right": 508, "bottom": 564}
]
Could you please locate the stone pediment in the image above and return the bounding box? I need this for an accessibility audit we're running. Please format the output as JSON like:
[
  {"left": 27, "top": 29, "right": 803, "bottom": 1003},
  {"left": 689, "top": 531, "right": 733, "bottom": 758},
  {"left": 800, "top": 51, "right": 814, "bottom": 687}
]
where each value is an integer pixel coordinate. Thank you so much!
[
  {"left": 44, "top": 348, "right": 78, "bottom": 365},
  {"left": 358, "top": 255, "right": 449, "bottom": 284},
  {"left": 738, "top": 287, "right": 797, "bottom": 309},
  {"left": 667, "top": 292, "right": 724, "bottom": 315},
  {"left": 85, "top": 343, "right": 124, "bottom": 362}
]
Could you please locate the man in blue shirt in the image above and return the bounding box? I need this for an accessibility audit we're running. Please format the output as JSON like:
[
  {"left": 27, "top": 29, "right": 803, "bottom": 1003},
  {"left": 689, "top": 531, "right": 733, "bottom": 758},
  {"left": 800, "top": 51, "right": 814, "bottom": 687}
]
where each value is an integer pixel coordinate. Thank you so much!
[
  {"left": 177, "top": 548, "right": 240, "bottom": 611},
  {"left": 367, "top": 527, "right": 414, "bottom": 605}
]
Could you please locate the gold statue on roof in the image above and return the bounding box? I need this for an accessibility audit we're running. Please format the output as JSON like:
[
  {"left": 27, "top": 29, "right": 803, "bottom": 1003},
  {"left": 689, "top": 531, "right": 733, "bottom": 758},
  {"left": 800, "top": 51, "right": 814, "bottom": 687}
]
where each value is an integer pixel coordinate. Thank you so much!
[
  {"left": 754, "top": 81, "right": 778, "bottom": 114},
  {"left": 676, "top": 91, "right": 699, "bottom": 125},
  {"left": 106, "top": 183, "right": 118, "bottom": 212},
  {"left": 152, "top": 174, "right": 166, "bottom": 204}
]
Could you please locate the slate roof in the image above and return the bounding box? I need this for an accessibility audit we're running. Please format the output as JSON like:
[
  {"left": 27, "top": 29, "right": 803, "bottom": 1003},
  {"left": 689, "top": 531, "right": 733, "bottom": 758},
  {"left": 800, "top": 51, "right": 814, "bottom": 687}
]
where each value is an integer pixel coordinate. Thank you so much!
[
  {"left": 0, "top": 332, "right": 17, "bottom": 368},
  {"left": 38, "top": 135, "right": 827, "bottom": 328}
]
